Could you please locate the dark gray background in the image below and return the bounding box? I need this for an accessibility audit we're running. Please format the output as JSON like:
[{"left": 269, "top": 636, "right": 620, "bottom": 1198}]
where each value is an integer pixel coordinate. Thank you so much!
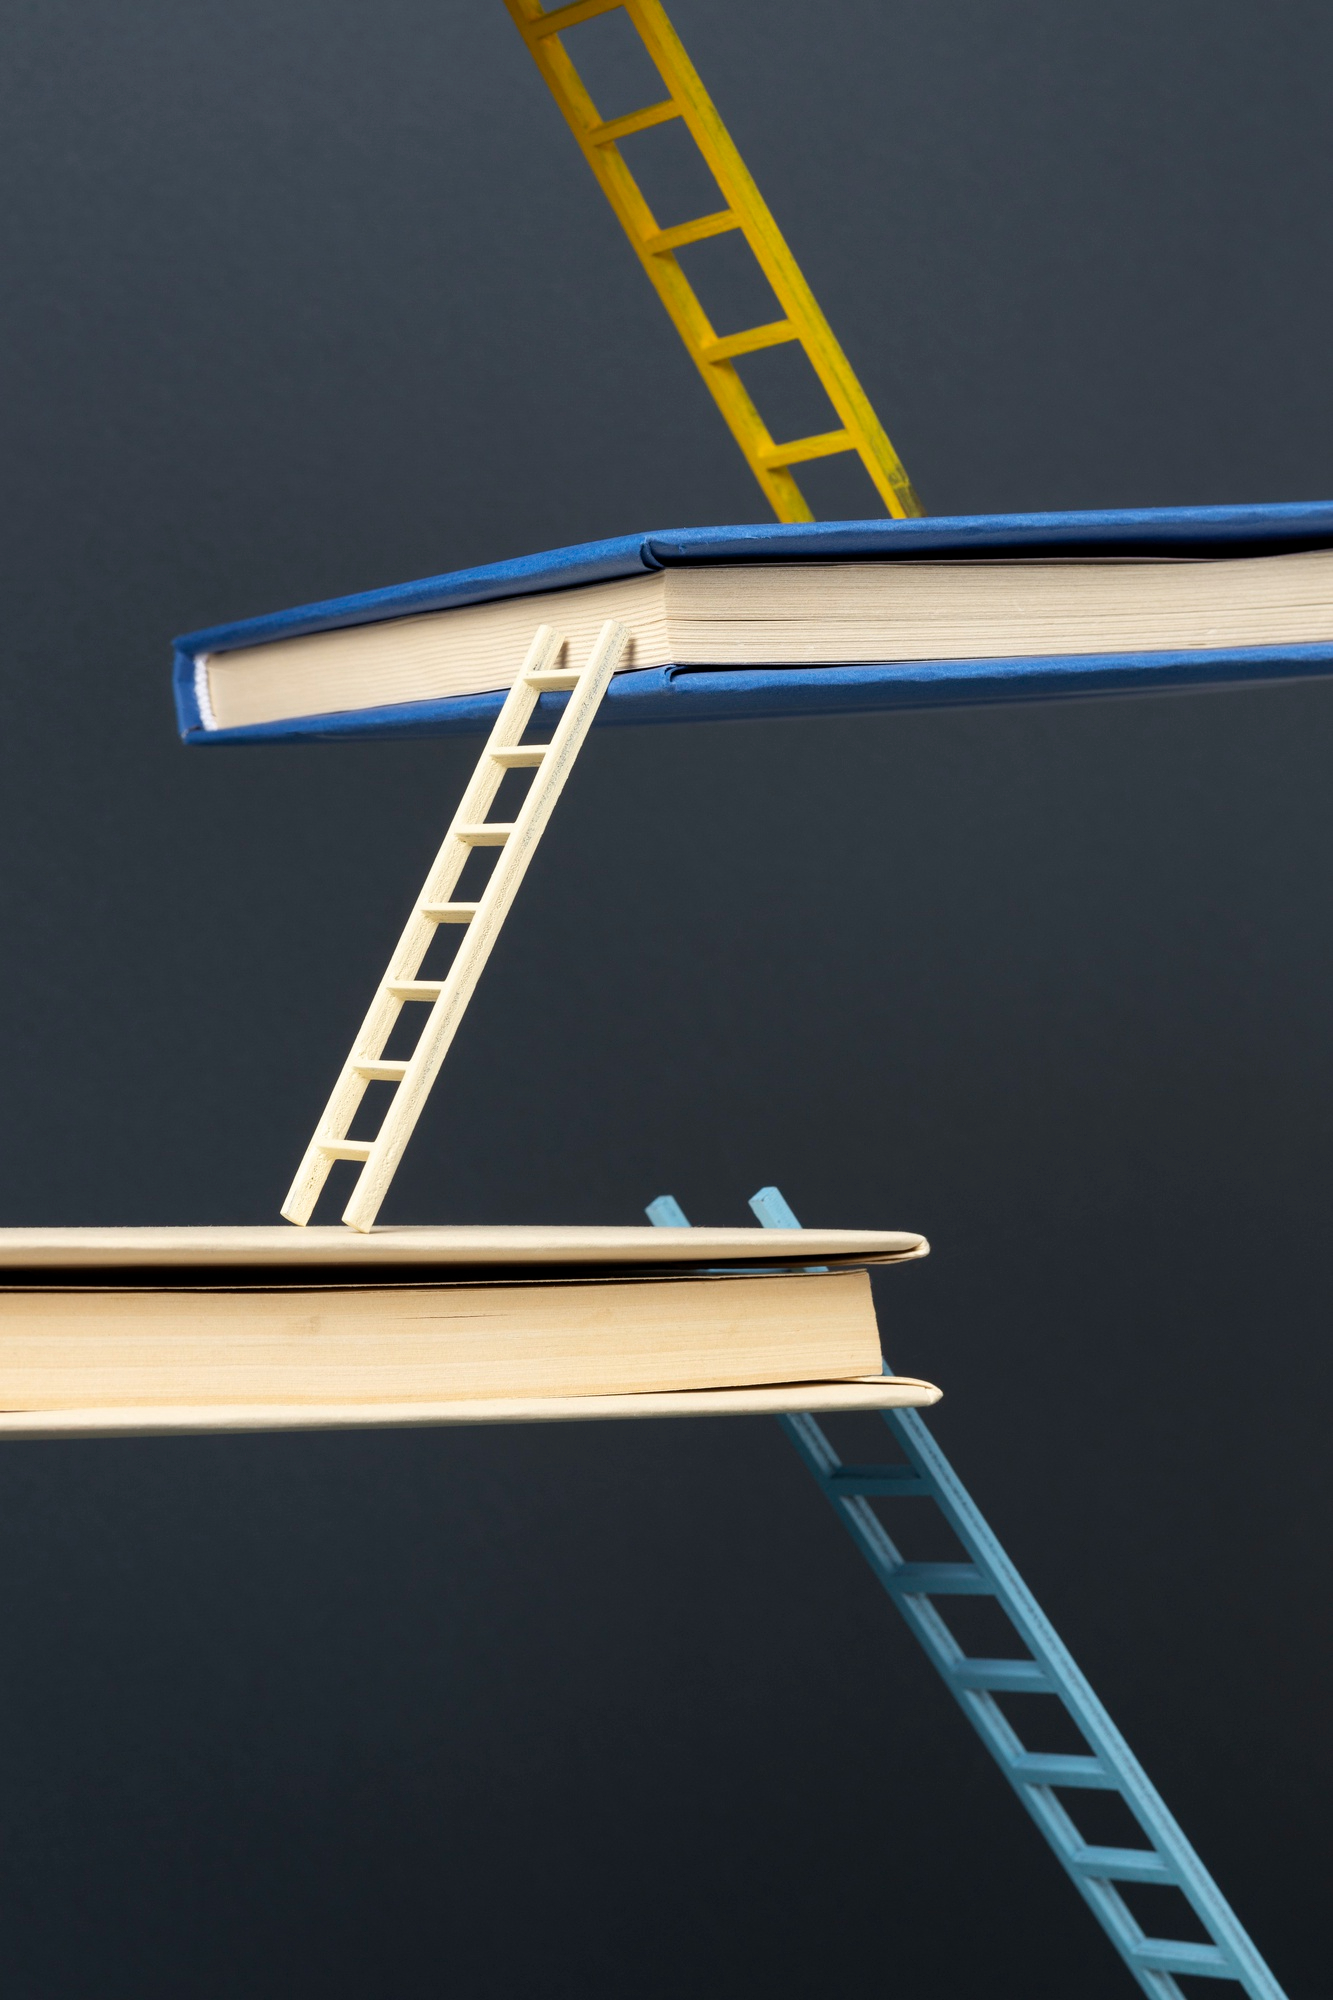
[{"left": 0, "top": 2, "right": 1328, "bottom": 1992}]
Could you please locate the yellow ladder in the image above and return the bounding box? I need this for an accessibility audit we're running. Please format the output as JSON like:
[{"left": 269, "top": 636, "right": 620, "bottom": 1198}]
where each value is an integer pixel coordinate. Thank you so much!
[
  {"left": 281, "top": 620, "right": 628, "bottom": 1232},
  {"left": 503, "top": 0, "right": 922, "bottom": 524}
]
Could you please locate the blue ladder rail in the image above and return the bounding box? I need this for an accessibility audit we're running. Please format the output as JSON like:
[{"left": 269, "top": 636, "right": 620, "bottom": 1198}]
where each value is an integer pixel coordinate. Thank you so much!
[{"left": 647, "top": 1187, "right": 1287, "bottom": 2000}]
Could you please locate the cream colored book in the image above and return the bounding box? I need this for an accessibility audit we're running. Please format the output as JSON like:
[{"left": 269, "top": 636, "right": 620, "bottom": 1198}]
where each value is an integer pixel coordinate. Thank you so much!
[
  {"left": 196, "top": 547, "right": 1333, "bottom": 733},
  {"left": 0, "top": 1269, "right": 886, "bottom": 1411}
]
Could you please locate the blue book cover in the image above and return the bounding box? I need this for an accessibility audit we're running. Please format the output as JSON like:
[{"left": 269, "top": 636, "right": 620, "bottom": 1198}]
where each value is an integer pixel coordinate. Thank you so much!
[{"left": 173, "top": 500, "right": 1333, "bottom": 745}]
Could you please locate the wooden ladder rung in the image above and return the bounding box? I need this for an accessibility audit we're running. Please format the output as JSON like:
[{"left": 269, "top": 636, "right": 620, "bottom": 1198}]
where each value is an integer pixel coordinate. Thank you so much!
[
  {"left": 420, "top": 902, "right": 479, "bottom": 924},
  {"left": 454, "top": 823, "right": 514, "bottom": 845},
  {"left": 317, "top": 1139, "right": 373, "bottom": 1161},
  {"left": 644, "top": 209, "right": 738, "bottom": 255},
  {"left": 588, "top": 99, "right": 679, "bottom": 147},
  {"left": 490, "top": 746, "right": 548, "bottom": 767},
  {"left": 700, "top": 320, "right": 799, "bottom": 363},
  {"left": 524, "top": 0, "right": 621, "bottom": 38},
  {"left": 523, "top": 668, "right": 582, "bottom": 689},
  {"left": 758, "top": 427, "right": 854, "bottom": 469},
  {"left": 352, "top": 1059, "right": 409, "bottom": 1081},
  {"left": 386, "top": 979, "right": 446, "bottom": 1001}
]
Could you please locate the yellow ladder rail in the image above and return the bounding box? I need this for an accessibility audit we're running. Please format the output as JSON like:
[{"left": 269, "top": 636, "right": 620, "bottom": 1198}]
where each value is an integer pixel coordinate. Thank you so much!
[{"left": 504, "top": 0, "right": 923, "bottom": 523}]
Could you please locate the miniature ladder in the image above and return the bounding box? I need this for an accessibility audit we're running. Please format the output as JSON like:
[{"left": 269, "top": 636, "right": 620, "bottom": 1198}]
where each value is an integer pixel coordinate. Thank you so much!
[
  {"left": 282, "top": 619, "right": 628, "bottom": 1233},
  {"left": 647, "top": 1187, "right": 1287, "bottom": 2000},
  {"left": 503, "top": 0, "right": 922, "bottom": 525}
]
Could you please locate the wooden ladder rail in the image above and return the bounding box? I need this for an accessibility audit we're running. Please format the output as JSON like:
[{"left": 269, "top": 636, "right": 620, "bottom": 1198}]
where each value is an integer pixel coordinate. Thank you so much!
[
  {"left": 281, "top": 619, "right": 628, "bottom": 1232},
  {"left": 503, "top": 0, "right": 922, "bottom": 524}
]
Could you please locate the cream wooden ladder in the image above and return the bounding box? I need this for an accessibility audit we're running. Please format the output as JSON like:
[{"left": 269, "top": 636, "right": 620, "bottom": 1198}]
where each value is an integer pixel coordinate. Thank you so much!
[{"left": 281, "top": 619, "right": 628, "bottom": 1232}]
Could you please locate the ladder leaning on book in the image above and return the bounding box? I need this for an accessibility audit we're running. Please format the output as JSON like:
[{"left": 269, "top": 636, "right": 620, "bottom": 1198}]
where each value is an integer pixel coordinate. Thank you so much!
[
  {"left": 282, "top": 620, "right": 628, "bottom": 1232},
  {"left": 648, "top": 1186, "right": 1288, "bottom": 2000},
  {"left": 502, "top": 0, "right": 922, "bottom": 525}
]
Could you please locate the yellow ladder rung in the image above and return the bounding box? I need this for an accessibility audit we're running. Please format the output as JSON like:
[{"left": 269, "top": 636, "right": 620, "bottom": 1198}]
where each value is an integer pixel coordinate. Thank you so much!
[
  {"left": 759, "top": 428, "right": 853, "bottom": 469},
  {"left": 352, "top": 1060, "right": 409, "bottom": 1081},
  {"left": 588, "top": 98, "right": 679, "bottom": 146},
  {"left": 317, "top": 1139, "right": 373, "bottom": 1161},
  {"left": 699, "top": 319, "right": 798, "bottom": 364},
  {"left": 643, "top": 209, "right": 738, "bottom": 255},
  {"left": 526, "top": 0, "right": 621, "bottom": 37}
]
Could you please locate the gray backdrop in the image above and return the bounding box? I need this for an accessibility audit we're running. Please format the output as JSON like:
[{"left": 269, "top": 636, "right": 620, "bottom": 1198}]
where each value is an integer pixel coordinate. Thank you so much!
[{"left": 0, "top": 2, "right": 1329, "bottom": 1992}]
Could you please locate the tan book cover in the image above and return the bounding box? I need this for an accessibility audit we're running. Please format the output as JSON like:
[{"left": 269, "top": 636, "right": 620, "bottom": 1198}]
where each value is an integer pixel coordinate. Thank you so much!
[{"left": 0, "top": 1223, "right": 926, "bottom": 1272}]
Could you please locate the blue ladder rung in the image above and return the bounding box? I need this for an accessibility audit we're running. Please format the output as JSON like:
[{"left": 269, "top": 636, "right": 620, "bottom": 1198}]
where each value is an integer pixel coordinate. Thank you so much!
[
  {"left": 1009, "top": 1752, "right": 1117, "bottom": 1789},
  {"left": 826, "top": 1465, "right": 931, "bottom": 1496},
  {"left": 947, "top": 1657, "right": 1049, "bottom": 1691},
  {"left": 1067, "top": 1844, "right": 1173, "bottom": 1883},
  {"left": 1131, "top": 1937, "right": 1231, "bottom": 1975},
  {"left": 882, "top": 1562, "right": 991, "bottom": 1594}
]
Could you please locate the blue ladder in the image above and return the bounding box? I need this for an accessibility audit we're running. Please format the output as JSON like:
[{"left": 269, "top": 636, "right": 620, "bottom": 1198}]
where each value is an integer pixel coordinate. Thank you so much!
[{"left": 646, "top": 1186, "right": 1287, "bottom": 1999}]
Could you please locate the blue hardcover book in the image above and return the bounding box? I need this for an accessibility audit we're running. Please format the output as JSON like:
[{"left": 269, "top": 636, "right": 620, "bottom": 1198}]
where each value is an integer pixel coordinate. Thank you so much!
[{"left": 173, "top": 500, "right": 1333, "bottom": 745}]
